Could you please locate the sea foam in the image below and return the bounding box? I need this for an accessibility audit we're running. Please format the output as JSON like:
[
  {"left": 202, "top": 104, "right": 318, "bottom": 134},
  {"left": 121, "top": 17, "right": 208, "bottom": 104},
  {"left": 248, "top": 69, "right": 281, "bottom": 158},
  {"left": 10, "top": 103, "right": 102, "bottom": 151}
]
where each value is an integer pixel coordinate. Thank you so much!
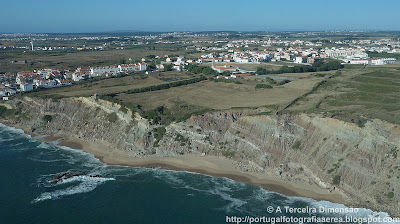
[{"left": 32, "top": 175, "right": 115, "bottom": 203}]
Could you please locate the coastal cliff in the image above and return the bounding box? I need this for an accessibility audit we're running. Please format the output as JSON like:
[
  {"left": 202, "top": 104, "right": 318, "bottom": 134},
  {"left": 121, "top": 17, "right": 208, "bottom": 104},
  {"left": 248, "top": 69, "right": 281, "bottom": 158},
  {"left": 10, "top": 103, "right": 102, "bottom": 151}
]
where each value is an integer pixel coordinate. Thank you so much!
[{"left": 1, "top": 97, "right": 399, "bottom": 215}]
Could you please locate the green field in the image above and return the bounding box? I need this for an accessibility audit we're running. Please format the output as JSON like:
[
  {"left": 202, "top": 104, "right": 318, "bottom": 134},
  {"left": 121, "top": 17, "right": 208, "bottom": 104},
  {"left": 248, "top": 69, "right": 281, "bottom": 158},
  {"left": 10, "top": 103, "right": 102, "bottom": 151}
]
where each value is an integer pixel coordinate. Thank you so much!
[{"left": 287, "top": 66, "right": 400, "bottom": 124}]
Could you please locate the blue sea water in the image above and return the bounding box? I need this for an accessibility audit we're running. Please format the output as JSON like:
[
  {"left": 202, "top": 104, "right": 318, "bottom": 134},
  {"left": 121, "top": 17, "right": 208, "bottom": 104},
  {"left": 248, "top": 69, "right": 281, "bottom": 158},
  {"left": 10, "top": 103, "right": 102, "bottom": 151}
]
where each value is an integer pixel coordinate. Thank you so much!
[{"left": 0, "top": 124, "right": 397, "bottom": 224}]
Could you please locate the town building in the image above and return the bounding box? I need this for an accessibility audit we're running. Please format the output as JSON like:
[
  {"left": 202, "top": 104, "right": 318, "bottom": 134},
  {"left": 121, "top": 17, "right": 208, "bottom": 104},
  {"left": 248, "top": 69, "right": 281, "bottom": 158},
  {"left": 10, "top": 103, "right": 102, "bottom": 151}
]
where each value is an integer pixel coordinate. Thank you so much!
[{"left": 19, "top": 82, "right": 33, "bottom": 91}]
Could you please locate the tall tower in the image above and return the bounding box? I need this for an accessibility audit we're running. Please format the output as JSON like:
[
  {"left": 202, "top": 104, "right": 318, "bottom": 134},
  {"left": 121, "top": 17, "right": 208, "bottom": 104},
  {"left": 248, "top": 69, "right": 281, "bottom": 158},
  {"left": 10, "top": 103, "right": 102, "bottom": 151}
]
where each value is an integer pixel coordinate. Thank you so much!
[{"left": 30, "top": 41, "right": 34, "bottom": 51}]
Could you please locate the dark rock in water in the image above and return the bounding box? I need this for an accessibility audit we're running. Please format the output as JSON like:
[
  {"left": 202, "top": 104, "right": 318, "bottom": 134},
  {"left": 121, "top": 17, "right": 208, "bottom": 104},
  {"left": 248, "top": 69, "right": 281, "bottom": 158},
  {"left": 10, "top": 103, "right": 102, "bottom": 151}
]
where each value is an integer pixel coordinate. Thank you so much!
[
  {"left": 89, "top": 174, "right": 102, "bottom": 178},
  {"left": 51, "top": 171, "right": 88, "bottom": 184}
]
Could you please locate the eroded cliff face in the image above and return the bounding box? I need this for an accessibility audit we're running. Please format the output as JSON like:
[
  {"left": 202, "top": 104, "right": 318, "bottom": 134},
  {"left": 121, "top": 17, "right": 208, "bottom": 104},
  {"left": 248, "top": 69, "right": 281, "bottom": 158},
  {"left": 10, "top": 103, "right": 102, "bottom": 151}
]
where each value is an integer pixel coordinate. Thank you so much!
[{"left": 2, "top": 97, "right": 400, "bottom": 215}]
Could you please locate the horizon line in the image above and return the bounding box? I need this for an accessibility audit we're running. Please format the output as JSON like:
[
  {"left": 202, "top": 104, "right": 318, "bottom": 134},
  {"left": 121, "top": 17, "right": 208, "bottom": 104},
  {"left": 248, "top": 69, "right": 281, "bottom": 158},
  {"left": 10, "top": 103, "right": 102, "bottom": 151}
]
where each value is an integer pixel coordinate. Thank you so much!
[{"left": 2, "top": 30, "right": 400, "bottom": 35}]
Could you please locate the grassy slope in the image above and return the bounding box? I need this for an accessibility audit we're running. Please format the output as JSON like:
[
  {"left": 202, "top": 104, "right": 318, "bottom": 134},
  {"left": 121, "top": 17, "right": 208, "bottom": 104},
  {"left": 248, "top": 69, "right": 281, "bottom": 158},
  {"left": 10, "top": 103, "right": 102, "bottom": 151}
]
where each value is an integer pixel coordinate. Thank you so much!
[{"left": 286, "top": 65, "right": 400, "bottom": 124}]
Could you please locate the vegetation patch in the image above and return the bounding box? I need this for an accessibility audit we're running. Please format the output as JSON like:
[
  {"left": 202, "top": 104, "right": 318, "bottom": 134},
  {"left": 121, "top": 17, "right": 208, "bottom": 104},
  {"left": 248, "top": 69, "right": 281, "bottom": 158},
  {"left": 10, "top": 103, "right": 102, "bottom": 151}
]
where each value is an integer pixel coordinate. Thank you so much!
[
  {"left": 277, "top": 79, "right": 291, "bottom": 85},
  {"left": 106, "top": 112, "right": 118, "bottom": 123},
  {"left": 185, "top": 64, "right": 215, "bottom": 75},
  {"left": 255, "top": 84, "right": 273, "bottom": 89},
  {"left": 292, "top": 140, "right": 301, "bottom": 149},
  {"left": 0, "top": 105, "right": 30, "bottom": 120},
  {"left": 385, "top": 192, "right": 394, "bottom": 199},
  {"left": 265, "top": 77, "right": 276, "bottom": 84},
  {"left": 42, "top": 115, "right": 53, "bottom": 123},
  {"left": 256, "top": 60, "right": 343, "bottom": 75},
  {"left": 175, "top": 133, "right": 189, "bottom": 146},
  {"left": 152, "top": 126, "right": 166, "bottom": 147},
  {"left": 0, "top": 105, "right": 14, "bottom": 117},
  {"left": 332, "top": 175, "right": 341, "bottom": 185},
  {"left": 222, "top": 151, "right": 236, "bottom": 158},
  {"left": 141, "top": 104, "right": 211, "bottom": 125},
  {"left": 213, "top": 78, "right": 242, "bottom": 84}
]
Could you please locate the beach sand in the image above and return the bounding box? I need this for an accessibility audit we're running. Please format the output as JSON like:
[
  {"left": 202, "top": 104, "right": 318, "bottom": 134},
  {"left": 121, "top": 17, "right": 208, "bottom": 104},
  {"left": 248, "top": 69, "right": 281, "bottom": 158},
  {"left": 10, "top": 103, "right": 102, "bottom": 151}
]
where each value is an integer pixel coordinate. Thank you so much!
[{"left": 52, "top": 135, "right": 348, "bottom": 205}]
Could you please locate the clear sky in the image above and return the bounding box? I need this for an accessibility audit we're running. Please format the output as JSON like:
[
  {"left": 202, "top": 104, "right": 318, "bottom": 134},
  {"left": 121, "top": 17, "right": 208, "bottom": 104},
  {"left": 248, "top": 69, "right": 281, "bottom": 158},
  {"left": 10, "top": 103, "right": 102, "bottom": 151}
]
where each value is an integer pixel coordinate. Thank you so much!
[{"left": 1, "top": 0, "right": 399, "bottom": 33}]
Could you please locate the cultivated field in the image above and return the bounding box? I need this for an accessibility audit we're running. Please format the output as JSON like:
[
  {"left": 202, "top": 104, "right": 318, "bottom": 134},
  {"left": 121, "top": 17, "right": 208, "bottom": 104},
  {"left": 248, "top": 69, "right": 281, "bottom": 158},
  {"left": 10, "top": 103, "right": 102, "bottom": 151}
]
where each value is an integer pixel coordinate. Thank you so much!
[
  {"left": 116, "top": 76, "right": 323, "bottom": 110},
  {"left": 29, "top": 71, "right": 194, "bottom": 97}
]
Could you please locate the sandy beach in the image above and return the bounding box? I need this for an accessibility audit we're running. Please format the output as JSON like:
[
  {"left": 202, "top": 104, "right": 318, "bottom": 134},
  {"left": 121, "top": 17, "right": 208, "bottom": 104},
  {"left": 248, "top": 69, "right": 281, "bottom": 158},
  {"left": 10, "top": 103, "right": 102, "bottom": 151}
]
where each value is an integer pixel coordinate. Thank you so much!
[{"left": 53, "top": 135, "right": 348, "bottom": 205}]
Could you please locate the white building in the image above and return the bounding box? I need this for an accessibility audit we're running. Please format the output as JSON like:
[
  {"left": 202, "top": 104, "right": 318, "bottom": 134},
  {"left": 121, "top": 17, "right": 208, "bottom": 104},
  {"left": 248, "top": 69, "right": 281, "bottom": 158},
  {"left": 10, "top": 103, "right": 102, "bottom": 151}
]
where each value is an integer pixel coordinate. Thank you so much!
[
  {"left": 349, "top": 58, "right": 371, "bottom": 65},
  {"left": 72, "top": 73, "right": 89, "bottom": 82},
  {"left": 324, "top": 48, "right": 366, "bottom": 59},
  {"left": 350, "top": 57, "right": 397, "bottom": 65},
  {"left": 0, "top": 74, "right": 13, "bottom": 82},
  {"left": 381, "top": 58, "right": 397, "bottom": 64},
  {"left": 295, "top": 56, "right": 308, "bottom": 64},
  {"left": 173, "top": 65, "right": 183, "bottom": 71},
  {"left": 118, "top": 62, "right": 147, "bottom": 72},
  {"left": 34, "top": 79, "right": 57, "bottom": 88},
  {"left": 0, "top": 85, "right": 16, "bottom": 97},
  {"left": 37, "top": 68, "right": 58, "bottom": 79},
  {"left": 234, "top": 57, "right": 251, "bottom": 63},
  {"left": 20, "top": 82, "right": 33, "bottom": 91},
  {"left": 56, "top": 79, "right": 71, "bottom": 86},
  {"left": 91, "top": 65, "right": 120, "bottom": 76}
]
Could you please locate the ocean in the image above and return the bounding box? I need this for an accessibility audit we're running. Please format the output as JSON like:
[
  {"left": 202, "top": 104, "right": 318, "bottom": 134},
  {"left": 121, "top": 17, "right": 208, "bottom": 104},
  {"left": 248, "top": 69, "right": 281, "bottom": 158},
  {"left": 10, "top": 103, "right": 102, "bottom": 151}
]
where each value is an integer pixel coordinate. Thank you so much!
[{"left": 0, "top": 124, "right": 397, "bottom": 224}]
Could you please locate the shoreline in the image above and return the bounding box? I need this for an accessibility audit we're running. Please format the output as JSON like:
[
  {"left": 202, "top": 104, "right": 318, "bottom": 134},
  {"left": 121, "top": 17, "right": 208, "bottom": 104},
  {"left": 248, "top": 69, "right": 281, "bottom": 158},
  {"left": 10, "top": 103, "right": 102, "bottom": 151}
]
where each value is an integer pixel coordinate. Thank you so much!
[{"left": 3, "top": 122, "right": 349, "bottom": 205}]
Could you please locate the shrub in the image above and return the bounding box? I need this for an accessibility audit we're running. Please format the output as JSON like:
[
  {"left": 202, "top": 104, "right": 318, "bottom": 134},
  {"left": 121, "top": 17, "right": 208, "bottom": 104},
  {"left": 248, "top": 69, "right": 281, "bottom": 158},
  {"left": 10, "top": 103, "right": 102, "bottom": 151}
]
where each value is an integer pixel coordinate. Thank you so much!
[
  {"left": 106, "top": 112, "right": 118, "bottom": 123},
  {"left": 332, "top": 175, "right": 341, "bottom": 185},
  {"left": 265, "top": 77, "right": 276, "bottom": 84},
  {"left": 222, "top": 151, "right": 236, "bottom": 158},
  {"left": 278, "top": 80, "right": 291, "bottom": 85},
  {"left": 0, "top": 106, "right": 12, "bottom": 117},
  {"left": 385, "top": 192, "right": 394, "bottom": 199},
  {"left": 255, "top": 84, "right": 273, "bottom": 89},
  {"left": 42, "top": 115, "right": 53, "bottom": 123},
  {"left": 153, "top": 126, "right": 166, "bottom": 146},
  {"left": 292, "top": 141, "right": 301, "bottom": 149}
]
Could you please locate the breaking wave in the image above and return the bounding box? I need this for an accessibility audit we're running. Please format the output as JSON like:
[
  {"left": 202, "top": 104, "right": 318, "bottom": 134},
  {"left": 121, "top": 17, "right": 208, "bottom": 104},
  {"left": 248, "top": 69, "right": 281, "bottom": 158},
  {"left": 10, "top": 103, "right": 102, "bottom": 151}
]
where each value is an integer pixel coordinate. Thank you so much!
[{"left": 32, "top": 175, "right": 115, "bottom": 203}]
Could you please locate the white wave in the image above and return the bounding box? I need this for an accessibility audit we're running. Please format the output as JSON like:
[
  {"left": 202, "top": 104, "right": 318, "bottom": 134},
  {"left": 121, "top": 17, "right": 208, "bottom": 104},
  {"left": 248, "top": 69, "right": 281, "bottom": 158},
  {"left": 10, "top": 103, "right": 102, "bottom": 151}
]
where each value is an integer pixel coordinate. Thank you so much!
[
  {"left": 210, "top": 186, "right": 247, "bottom": 212},
  {"left": 153, "top": 169, "right": 186, "bottom": 185},
  {"left": 0, "top": 123, "right": 26, "bottom": 135},
  {"left": 37, "top": 141, "right": 53, "bottom": 150},
  {"left": 259, "top": 192, "right": 400, "bottom": 224},
  {"left": 167, "top": 175, "right": 248, "bottom": 212},
  {"left": 0, "top": 123, "right": 103, "bottom": 168},
  {"left": 28, "top": 157, "right": 72, "bottom": 164},
  {"left": 147, "top": 168, "right": 251, "bottom": 212},
  {"left": 33, "top": 141, "right": 104, "bottom": 168},
  {"left": 249, "top": 186, "right": 275, "bottom": 202},
  {"left": 307, "top": 200, "right": 400, "bottom": 224},
  {"left": 32, "top": 135, "right": 48, "bottom": 140},
  {"left": 55, "top": 175, "right": 114, "bottom": 185},
  {"left": 56, "top": 145, "right": 103, "bottom": 166},
  {"left": 32, "top": 176, "right": 115, "bottom": 203},
  {"left": 11, "top": 142, "right": 24, "bottom": 147}
]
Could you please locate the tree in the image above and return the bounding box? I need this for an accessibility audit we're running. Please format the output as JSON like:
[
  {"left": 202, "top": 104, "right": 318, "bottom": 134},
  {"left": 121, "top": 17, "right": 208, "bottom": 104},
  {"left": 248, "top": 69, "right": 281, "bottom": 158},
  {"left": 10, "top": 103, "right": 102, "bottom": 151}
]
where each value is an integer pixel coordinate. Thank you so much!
[
  {"left": 147, "top": 62, "right": 156, "bottom": 70},
  {"left": 265, "top": 77, "right": 276, "bottom": 84},
  {"left": 256, "top": 67, "right": 268, "bottom": 75},
  {"left": 164, "top": 64, "right": 173, "bottom": 72}
]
